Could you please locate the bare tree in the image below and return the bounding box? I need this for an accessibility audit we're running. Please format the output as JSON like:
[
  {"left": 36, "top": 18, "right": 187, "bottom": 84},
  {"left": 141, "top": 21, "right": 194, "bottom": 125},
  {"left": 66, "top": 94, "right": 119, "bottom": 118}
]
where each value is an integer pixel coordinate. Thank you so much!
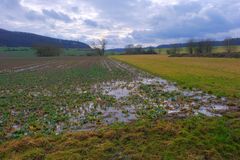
[
  {"left": 166, "top": 44, "right": 181, "bottom": 55},
  {"left": 125, "top": 44, "right": 144, "bottom": 54},
  {"left": 91, "top": 39, "right": 107, "bottom": 56},
  {"left": 98, "top": 39, "right": 107, "bottom": 56},
  {"left": 204, "top": 39, "right": 213, "bottom": 54},
  {"left": 135, "top": 44, "right": 143, "bottom": 54},
  {"left": 194, "top": 39, "right": 213, "bottom": 54},
  {"left": 145, "top": 46, "right": 157, "bottom": 54},
  {"left": 171, "top": 44, "right": 181, "bottom": 55},
  {"left": 158, "top": 48, "right": 162, "bottom": 54},
  {"left": 187, "top": 39, "right": 195, "bottom": 54},
  {"left": 125, "top": 44, "right": 135, "bottom": 54},
  {"left": 91, "top": 41, "right": 100, "bottom": 56},
  {"left": 224, "top": 38, "right": 237, "bottom": 53}
]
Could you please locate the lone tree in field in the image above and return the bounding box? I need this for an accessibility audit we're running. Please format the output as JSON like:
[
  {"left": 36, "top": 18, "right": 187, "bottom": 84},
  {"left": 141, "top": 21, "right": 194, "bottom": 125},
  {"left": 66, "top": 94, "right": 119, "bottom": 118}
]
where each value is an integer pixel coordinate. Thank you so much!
[
  {"left": 91, "top": 39, "right": 107, "bottom": 56},
  {"left": 223, "top": 38, "right": 237, "bottom": 53}
]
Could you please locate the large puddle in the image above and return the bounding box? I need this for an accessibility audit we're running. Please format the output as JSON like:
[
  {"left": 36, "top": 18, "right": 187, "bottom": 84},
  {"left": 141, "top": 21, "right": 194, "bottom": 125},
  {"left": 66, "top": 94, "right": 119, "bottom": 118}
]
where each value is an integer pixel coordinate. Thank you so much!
[
  {"left": 51, "top": 76, "right": 235, "bottom": 134},
  {"left": 99, "top": 76, "right": 232, "bottom": 118}
]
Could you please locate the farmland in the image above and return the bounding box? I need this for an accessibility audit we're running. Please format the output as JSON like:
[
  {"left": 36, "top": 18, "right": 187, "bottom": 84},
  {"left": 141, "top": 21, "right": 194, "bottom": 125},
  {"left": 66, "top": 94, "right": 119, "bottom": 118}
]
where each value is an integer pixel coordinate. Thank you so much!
[
  {"left": 0, "top": 56, "right": 240, "bottom": 159},
  {"left": 113, "top": 55, "right": 240, "bottom": 98},
  {"left": 1, "top": 46, "right": 240, "bottom": 58},
  {"left": 0, "top": 47, "right": 96, "bottom": 57}
]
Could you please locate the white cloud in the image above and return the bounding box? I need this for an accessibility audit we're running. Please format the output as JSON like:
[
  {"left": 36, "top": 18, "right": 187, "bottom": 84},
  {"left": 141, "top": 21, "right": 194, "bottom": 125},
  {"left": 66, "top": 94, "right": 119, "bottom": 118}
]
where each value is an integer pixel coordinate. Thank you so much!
[{"left": 0, "top": 0, "right": 239, "bottom": 48}]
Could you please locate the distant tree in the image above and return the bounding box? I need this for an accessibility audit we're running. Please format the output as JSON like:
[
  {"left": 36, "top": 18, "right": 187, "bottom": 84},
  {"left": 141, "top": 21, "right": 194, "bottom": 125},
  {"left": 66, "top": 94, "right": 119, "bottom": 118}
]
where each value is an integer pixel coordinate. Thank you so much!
[
  {"left": 99, "top": 39, "right": 107, "bottom": 56},
  {"left": 125, "top": 44, "right": 144, "bottom": 54},
  {"left": 91, "top": 39, "right": 107, "bottom": 56},
  {"left": 223, "top": 38, "right": 237, "bottom": 53},
  {"left": 125, "top": 45, "right": 156, "bottom": 55},
  {"left": 125, "top": 44, "right": 135, "bottom": 54},
  {"left": 204, "top": 39, "right": 213, "bottom": 54},
  {"left": 145, "top": 47, "right": 157, "bottom": 54},
  {"left": 167, "top": 44, "right": 181, "bottom": 55},
  {"left": 91, "top": 42, "right": 101, "bottom": 56},
  {"left": 33, "top": 44, "right": 62, "bottom": 57},
  {"left": 194, "top": 39, "right": 213, "bottom": 54},
  {"left": 194, "top": 41, "right": 204, "bottom": 54},
  {"left": 135, "top": 45, "right": 143, "bottom": 54},
  {"left": 158, "top": 48, "right": 162, "bottom": 54},
  {"left": 187, "top": 39, "right": 195, "bottom": 54}
]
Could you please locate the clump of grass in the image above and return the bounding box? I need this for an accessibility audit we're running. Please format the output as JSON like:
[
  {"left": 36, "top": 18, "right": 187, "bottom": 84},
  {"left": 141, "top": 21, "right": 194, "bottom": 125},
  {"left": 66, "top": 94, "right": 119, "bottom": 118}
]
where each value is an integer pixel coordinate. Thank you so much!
[{"left": 1, "top": 114, "right": 239, "bottom": 160}]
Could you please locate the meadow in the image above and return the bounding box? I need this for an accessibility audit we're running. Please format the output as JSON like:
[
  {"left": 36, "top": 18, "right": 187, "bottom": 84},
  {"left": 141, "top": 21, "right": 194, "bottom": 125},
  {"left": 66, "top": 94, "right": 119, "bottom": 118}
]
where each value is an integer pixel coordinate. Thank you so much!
[
  {"left": 0, "top": 47, "right": 97, "bottom": 57},
  {"left": 113, "top": 55, "right": 240, "bottom": 98},
  {"left": 0, "top": 56, "right": 239, "bottom": 159}
]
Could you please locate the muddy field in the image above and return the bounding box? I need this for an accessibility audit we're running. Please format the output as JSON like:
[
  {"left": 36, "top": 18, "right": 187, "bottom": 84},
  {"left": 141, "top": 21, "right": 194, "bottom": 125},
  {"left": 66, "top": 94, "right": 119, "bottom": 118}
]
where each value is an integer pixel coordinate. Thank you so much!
[
  {"left": 0, "top": 57, "right": 102, "bottom": 74},
  {"left": 0, "top": 56, "right": 239, "bottom": 141}
]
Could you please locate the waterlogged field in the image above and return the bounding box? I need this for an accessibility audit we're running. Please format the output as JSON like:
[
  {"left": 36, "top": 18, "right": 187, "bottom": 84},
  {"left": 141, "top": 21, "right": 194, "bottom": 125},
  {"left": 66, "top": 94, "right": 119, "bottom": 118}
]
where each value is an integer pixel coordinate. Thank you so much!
[
  {"left": 0, "top": 56, "right": 240, "bottom": 159},
  {"left": 113, "top": 55, "right": 240, "bottom": 98}
]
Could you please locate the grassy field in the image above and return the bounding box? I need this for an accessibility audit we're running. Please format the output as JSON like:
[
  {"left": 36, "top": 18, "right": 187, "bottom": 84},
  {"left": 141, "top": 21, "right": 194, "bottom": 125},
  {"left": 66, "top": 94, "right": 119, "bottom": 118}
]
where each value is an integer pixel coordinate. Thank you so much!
[
  {"left": 0, "top": 56, "right": 239, "bottom": 159},
  {"left": 0, "top": 47, "right": 36, "bottom": 57},
  {"left": 1, "top": 115, "right": 239, "bottom": 160},
  {"left": 0, "top": 47, "right": 98, "bottom": 57},
  {"left": 112, "top": 55, "right": 240, "bottom": 98}
]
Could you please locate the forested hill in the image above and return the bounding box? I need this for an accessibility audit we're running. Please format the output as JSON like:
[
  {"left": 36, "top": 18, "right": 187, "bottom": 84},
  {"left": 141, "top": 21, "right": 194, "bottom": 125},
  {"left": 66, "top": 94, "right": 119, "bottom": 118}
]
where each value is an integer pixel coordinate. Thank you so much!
[{"left": 0, "top": 28, "right": 90, "bottom": 48}]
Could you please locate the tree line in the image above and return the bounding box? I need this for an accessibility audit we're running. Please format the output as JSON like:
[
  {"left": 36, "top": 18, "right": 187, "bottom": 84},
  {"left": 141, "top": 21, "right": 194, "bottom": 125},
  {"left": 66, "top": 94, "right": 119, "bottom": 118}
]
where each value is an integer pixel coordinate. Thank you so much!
[
  {"left": 33, "top": 39, "right": 107, "bottom": 57},
  {"left": 167, "top": 38, "right": 238, "bottom": 55},
  {"left": 124, "top": 44, "right": 157, "bottom": 54}
]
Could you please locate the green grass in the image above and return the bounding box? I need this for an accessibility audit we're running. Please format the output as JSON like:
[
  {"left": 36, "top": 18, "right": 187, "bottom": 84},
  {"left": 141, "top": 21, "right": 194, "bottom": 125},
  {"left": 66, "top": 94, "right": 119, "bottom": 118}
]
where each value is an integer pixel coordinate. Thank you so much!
[
  {"left": 0, "top": 47, "right": 99, "bottom": 57},
  {"left": 112, "top": 55, "right": 240, "bottom": 98},
  {"left": 63, "top": 48, "right": 97, "bottom": 56},
  {"left": 0, "top": 47, "right": 36, "bottom": 57},
  {"left": 1, "top": 114, "right": 240, "bottom": 160},
  {"left": 0, "top": 47, "right": 122, "bottom": 58}
]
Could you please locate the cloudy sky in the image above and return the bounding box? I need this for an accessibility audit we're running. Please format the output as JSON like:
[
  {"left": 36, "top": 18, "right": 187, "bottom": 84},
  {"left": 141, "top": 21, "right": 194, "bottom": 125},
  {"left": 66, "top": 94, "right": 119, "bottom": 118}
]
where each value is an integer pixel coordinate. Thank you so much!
[{"left": 0, "top": 0, "right": 240, "bottom": 48}]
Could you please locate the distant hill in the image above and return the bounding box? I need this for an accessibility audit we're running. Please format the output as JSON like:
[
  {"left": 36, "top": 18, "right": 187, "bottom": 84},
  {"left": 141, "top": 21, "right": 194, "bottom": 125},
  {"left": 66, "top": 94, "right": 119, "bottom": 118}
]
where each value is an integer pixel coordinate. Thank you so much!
[{"left": 0, "top": 28, "right": 90, "bottom": 48}]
